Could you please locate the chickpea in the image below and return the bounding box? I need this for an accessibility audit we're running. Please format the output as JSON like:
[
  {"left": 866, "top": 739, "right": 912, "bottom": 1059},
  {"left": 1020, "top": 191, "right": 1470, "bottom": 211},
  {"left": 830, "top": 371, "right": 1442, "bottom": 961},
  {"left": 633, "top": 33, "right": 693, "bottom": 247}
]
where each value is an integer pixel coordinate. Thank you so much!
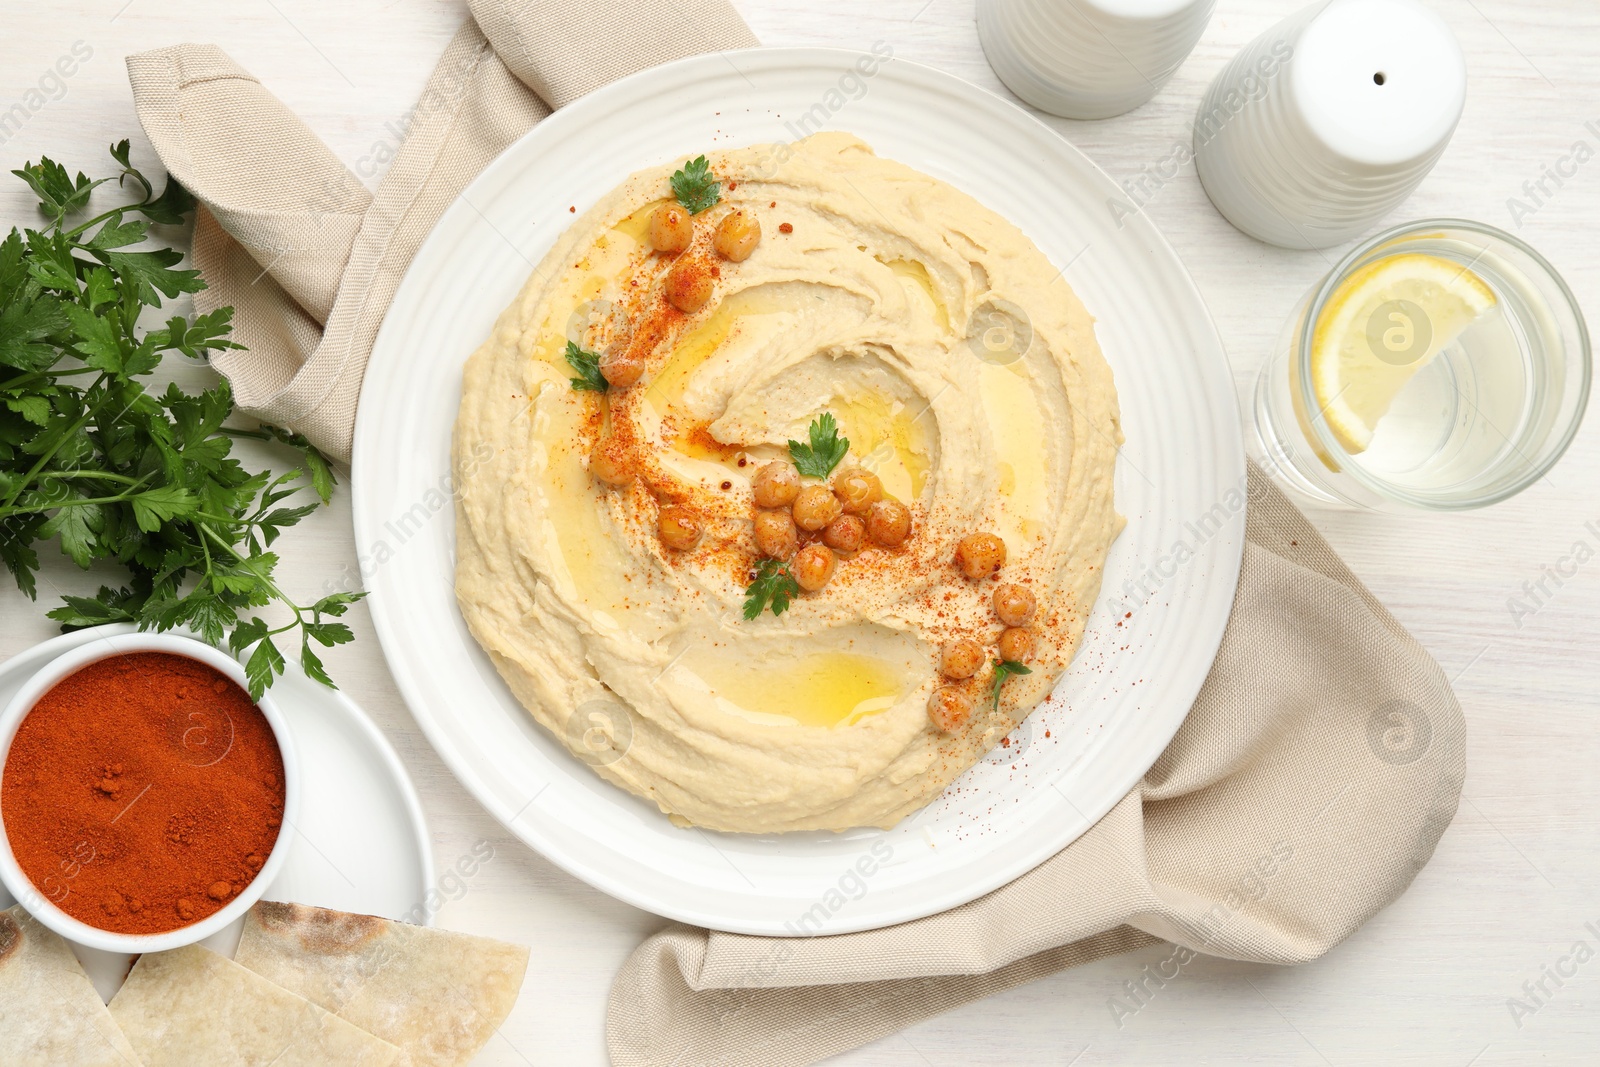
[
  {"left": 793, "top": 543, "right": 837, "bottom": 591},
  {"left": 998, "top": 627, "right": 1035, "bottom": 663},
  {"left": 822, "top": 514, "right": 866, "bottom": 553},
  {"left": 589, "top": 438, "right": 633, "bottom": 486},
  {"left": 753, "top": 508, "right": 798, "bottom": 560},
  {"left": 648, "top": 204, "right": 693, "bottom": 254},
  {"left": 792, "top": 484, "right": 842, "bottom": 531},
  {"left": 992, "top": 583, "right": 1037, "bottom": 626},
  {"left": 599, "top": 351, "right": 645, "bottom": 388},
  {"left": 927, "top": 686, "right": 973, "bottom": 733},
  {"left": 657, "top": 505, "right": 703, "bottom": 551},
  {"left": 664, "top": 258, "right": 713, "bottom": 314},
  {"left": 954, "top": 532, "right": 1006, "bottom": 580},
  {"left": 713, "top": 208, "right": 761, "bottom": 262},
  {"left": 866, "top": 500, "right": 911, "bottom": 547},
  {"left": 751, "top": 461, "right": 801, "bottom": 508},
  {"left": 832, "top": 467, "right": 882, "bottom": 514},
  {"left": 940, "top": 638, "right": 985, "bottom": 680}
]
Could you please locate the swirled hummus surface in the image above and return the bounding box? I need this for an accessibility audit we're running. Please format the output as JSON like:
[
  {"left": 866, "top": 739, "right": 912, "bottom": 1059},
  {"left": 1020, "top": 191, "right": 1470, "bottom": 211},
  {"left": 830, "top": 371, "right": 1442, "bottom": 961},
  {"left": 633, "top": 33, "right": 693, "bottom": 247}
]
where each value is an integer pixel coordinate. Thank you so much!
[{"left": 453, "top": 132, "right": 1121, "bottom": 832}]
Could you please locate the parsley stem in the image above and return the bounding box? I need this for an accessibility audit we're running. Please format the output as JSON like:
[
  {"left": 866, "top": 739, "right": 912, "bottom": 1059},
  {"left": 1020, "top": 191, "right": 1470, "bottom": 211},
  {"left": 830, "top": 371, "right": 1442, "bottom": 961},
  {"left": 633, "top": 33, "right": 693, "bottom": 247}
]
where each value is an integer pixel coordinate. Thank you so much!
[
  {"left": 197, "top": 524, "right": 213, "bottom": 575},
  {"left": 0, "top": 493, "right": 136, "bottom": 517},
  {"left": 0, "top": 366, "right": 99, "bottom": 391},
  {"left": 61, "top": 202, "right": 137, "bottom": 241},
  {"left": 0, "top": 467, "right": 154, "bottom": 517},
  {"left": 35, "top": 470, "right": 149, "bottom": 486},
  {"left": 196, "top": 521, "right": 304, "bottom": 615}
]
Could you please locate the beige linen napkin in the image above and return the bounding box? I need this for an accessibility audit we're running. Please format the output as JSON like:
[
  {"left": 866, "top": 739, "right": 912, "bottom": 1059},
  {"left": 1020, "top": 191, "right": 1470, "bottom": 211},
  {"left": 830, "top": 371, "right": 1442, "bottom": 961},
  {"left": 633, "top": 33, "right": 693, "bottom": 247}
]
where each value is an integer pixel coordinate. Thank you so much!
[
  {"left": 125, "top": 7, "right": 1464, "bottom": 1065},
  {"left": 606, "top": 463, "right": 1465, "bottom": 1065},
  {"left": 126, "top": 0, "right": 758, "bottom": 463}
]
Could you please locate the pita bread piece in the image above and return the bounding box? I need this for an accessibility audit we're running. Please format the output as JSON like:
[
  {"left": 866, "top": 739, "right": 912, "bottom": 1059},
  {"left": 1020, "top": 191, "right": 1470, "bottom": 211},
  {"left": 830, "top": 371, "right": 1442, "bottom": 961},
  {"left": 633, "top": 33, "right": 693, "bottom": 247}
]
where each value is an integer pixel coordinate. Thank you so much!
[
  {"left": 108, "top": 943, "right": 399, "bottom": 1066},
  {"left": 234, "top": 901, "right": 529, "bottom": 1066},
  {"left": 0, "top": 904, "right": 141, "bottom": 1067}
]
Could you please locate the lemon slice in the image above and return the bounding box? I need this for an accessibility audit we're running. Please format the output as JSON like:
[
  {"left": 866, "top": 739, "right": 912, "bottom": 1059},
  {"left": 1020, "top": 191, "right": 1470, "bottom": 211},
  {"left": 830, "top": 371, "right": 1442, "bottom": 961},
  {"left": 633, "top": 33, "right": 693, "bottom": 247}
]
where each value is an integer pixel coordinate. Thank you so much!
[{"left": 1309, "top": 252, "right": 1497, "bottom": 453}]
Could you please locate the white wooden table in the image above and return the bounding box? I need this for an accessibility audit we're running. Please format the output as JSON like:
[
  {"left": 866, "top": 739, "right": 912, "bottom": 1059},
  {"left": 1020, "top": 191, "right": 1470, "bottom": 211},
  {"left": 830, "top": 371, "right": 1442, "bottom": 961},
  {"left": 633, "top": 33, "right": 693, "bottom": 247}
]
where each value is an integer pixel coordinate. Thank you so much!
[{"left": 3, "top": 2, "right": 1596, "bottom": 1063}]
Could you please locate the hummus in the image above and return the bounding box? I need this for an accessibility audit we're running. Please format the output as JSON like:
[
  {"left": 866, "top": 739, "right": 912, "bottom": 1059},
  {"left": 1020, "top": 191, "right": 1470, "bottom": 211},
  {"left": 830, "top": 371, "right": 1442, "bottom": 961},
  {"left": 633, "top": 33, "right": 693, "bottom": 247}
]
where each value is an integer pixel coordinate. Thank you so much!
[{"left": 454, "top": 132, "right": 1121, "bottom": 833}]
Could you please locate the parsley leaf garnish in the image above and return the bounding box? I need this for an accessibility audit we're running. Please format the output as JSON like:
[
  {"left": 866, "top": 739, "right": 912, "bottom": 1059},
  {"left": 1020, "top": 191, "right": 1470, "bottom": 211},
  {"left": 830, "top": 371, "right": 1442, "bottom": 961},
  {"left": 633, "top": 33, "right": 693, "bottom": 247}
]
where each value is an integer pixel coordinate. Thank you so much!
[
  {"left": 1, "top": 140, "right": 362, "bottom": 700},
  {"left": 989, "top": 659, "right": 1033, "bottom": 712},
  {"left": 743, "top": 558, "right": 800, "bottom": 620},
  {"left": 669, "top": 155, "right": 721, "bottom": 215},
  {"left": 564, "top": 340, "right": 607, "bottom": 392},
  {"left": 787, "top": 412, "right": 849, "bottom": 479}
]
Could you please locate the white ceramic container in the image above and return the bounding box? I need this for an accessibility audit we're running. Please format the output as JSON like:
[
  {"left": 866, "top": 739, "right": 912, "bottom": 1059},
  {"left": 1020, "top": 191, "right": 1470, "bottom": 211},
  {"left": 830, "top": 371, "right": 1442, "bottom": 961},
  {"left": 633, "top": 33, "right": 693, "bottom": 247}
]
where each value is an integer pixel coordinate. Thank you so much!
[
  {"left": 0, "top": 632, "right": 300, "bottom": 954},
  {"left": 978, "top": 0, "right": 1215, "bottom": 120},
  {"left": 1193, "top": 0, "right": 1466, "bottom": 250}
]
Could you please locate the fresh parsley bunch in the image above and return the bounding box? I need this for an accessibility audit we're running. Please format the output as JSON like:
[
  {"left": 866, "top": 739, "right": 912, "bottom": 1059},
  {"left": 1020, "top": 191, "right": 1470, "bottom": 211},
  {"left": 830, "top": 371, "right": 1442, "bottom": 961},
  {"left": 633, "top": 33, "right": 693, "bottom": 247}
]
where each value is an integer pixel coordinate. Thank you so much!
[{"left": 0, "top": 141, "right": 359, "bottom": 699}]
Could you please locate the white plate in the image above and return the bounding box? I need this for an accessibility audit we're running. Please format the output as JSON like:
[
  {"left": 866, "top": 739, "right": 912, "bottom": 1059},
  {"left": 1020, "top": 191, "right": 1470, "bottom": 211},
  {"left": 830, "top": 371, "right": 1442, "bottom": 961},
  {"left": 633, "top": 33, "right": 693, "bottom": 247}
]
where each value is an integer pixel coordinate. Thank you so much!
[
  {"left": 353, "top": 48, "right": 1244, "bottom": 934},
  {"left": 0, "top": 624, "right": 433, "bottom": 999}
]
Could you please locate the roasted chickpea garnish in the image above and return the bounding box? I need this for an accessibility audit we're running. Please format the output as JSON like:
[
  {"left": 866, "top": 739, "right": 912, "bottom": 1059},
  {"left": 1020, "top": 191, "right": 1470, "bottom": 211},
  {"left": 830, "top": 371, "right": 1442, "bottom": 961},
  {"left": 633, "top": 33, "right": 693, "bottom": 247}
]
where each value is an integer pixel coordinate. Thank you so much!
[
  {"left": 657, "top": 505, "right": 703, "bottom": 551},
  {"left": 992, "top": 583, "right": 1037, "bottom": 626},
  {"left": 866, "top": 500, "right": 911, "bottom": 547},
  {"left": 792, "top": 484, "right": 842, "bottom": 532},
  {"left": 712, "top": 208, "right": 761, "bottom": 262},
  {"left": 822, "top": 514, "right": 866, "bottom": 553},
  {"left": 832, "top": 467, "right": 882, "bottom": 514},
  {"left": 753, "top": 508, "right": 799, "bottom": 560},
  {"left": 589, "top": 438, "right": 633, "bottom": 486},
  {"left": 751, "top": 461, "right": 801, "bottom": 508},
  {"left": 664, "top": 258, "right": 713, "bottom": 314},
  {"left": 998, "top": 627, "right": 1035, "bottom": 663},
  {"left": 793, "top": 543, "right": 837, "bottom": 591},
  {"left": 939, "top": 639, "right": 985, "bottom": 680},
  {"left": 648, "top": 204, "right": 692, "bottom": 254},
  {"left": 954, "top": 532, "right": 1006, "bottom": 580},
  {"left": 927, "top": 686, "right": 973, "bottom": 733},
  {"left": 599, "top": 351, "right": 645, "bottom": 389}
]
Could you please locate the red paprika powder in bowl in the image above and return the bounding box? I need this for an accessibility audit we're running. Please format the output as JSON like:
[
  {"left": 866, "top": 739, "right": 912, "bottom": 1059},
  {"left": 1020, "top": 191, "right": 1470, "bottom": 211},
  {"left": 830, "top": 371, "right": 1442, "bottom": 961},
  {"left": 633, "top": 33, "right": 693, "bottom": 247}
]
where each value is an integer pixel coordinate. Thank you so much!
[{"left": 0, "top": 632, "right": 300, "bottom": 953}]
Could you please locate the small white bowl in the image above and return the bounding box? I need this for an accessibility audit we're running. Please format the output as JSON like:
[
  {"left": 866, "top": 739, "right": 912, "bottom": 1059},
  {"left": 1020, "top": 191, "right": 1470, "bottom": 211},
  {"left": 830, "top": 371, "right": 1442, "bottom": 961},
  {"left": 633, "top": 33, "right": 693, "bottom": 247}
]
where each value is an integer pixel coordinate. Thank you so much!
[{"left": 0, "top": 632, "right": 300, "bottom": 953}]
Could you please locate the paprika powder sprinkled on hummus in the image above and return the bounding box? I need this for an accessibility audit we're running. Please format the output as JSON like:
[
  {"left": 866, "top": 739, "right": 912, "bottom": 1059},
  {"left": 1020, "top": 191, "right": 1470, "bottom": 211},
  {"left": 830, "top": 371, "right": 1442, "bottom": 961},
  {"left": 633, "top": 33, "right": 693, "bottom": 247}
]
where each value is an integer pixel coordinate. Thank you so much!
[{"left": 1, "top": 652, "right": 285, "bottom": 935}]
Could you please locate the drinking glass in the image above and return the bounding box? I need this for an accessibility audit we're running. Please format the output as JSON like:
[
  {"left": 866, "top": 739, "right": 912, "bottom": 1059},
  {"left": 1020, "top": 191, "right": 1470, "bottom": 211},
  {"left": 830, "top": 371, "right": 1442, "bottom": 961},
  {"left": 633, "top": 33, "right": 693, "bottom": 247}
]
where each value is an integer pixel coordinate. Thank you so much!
[{"left": 1253, "top": 219, "right": 1590, "bottom": 510}]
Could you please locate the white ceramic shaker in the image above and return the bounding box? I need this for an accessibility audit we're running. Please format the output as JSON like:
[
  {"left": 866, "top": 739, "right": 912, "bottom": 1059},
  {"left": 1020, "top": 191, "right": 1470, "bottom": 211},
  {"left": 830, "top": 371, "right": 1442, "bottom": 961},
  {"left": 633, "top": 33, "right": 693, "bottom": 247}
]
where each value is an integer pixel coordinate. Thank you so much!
[
  {"left": 978, "top": 0, "right": 1215, "bottom": 120},
  {"left": 1192, "top": 0, "right": 1467, "bottom": 250}
]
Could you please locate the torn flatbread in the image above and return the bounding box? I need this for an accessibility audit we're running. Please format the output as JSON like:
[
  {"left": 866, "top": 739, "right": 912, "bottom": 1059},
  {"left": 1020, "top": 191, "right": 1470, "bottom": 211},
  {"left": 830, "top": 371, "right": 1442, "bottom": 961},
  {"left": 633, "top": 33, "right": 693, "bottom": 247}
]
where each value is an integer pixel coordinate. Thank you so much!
[
  {"left": 234, "top": 901, "right": 528, "bottom": 1066},
  {"left": 0, "top": 905, "right": 141, "bottom": 1067},
  {"left": 108, "top": 943, "right": 399, "bottom": 1066}
]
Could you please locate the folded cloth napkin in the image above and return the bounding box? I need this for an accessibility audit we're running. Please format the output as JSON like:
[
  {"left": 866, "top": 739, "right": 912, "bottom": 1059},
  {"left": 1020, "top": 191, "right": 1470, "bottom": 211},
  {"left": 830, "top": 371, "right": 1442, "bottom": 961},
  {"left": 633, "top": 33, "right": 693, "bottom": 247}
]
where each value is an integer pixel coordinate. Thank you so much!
[
  {"left": 606, "top": 463, "right": 1465, "bottom": 1064},
  {"left": 125, "top": 6, "right": 1465, "bottom": 1066},
  {"left": 127, "top": 0, "right": 758, "bottom": 463}
]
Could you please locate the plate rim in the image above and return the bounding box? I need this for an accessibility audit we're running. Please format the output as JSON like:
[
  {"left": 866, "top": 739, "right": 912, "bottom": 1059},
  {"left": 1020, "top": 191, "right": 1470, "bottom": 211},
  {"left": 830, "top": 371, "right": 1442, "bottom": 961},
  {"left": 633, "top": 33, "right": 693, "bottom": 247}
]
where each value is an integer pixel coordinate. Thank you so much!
[{"left": 353, "top": 45, "right": 1244, "bottom": 933}]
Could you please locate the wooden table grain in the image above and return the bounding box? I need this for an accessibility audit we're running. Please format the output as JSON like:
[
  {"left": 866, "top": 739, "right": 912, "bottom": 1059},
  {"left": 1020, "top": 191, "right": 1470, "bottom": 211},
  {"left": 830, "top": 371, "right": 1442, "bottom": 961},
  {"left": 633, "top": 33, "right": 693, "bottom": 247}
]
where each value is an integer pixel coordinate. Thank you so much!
[{"left": 2, "top": 2, "right": 1596, "bottom": 1063}]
